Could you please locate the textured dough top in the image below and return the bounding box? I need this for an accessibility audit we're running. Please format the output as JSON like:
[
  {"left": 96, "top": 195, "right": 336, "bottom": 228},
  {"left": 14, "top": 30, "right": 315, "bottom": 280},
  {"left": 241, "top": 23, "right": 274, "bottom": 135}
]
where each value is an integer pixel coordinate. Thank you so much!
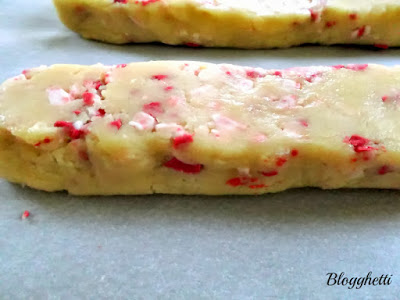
[{"left": 2, "top": 62, "right": 400, "bottom": 159}]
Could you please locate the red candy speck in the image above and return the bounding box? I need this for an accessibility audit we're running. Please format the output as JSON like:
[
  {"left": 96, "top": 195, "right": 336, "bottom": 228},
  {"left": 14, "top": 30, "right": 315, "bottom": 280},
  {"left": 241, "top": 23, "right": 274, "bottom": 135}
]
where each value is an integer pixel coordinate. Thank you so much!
[
  {"left": 343, "top": 135, "right": 378, "bottom": 153},
  {"left": 273, "top": 71, "right": 282, "bottom": 77},
  {"left": 97, "top": 108, "right": 106, "bottom": 117},
  {"left": 93, "top": 80, "right": 103, "bottom": 90},
  {"left": 143, "top": 102, "right": 163, "bottom": 116},
  {"left": 116, "top": 64, "right": 127, "bottom": 68},
  {"left": 82, "top": 92, "right": 95, "bottom": 106},
  {"left": 378, "top": 165, "right": 391, "bottom": 175},
  {"left": 79, "top": 151, "right": 89, "bottom": 161},
  {"left": 173, "top": 134, "right": 194, "bottom": 149},
  {"left": 110, "top": 119, "right": 122, "bottom": 130},
  {"left": 249, "top": 184, "right": 266, "bottom": 189},
  {"left": 291, "top": 149, "right": 299, "bottom": 157},
  {"left": 349, "top": 13, "right": 358, "bottom": 20},
  {"left": 34, "top": 137, "right": 52, "bottom": 147},
  {"left": 382, "top": 96, "right": 388, "bottom": 102},
  {"left": 299, "top": 119, "right": 309, "bottom": 127},
  {"left": 309, "top": 9, "right": 319, "bottom": 22},
  {"left": 152, "top": 74, "right": 167, "bottom": 80},
  {"left": 276, "top": 157, "right": 287, "bottom": 167},
  {"left": 73, "top": 110, "right": 81, "bottom": 116},
  {"left": 185, "top": 42, "right": 201, "bottom": 47},
  {"left": 374, "top": 44, "right": 389, "bottom": 50},
  {"left": 226, "top": 177, "right": 243, "bottom": 187},
  {"left": 164, "top": 86, "right": 174, "bottom": 91},
  {"left": 261, "top": 171, "right": 278, "bottom": 177},
  {"left": 21, "top": 210, "right": 30, "bottom": 219},
  {"left": 226, "top": 71, "right": 232, "bottom": 76},
  {"left": 325, "top": 21, "right": 336, "bottom": 28},
  {"left": 114, "top": 0, "right": 128, "bottom": 3},
  {"left": 54, "top": 121, "right": 86, "bottom": 140},
  {"left": 246, "top": 70, "right": 264, "bottom": 79},
  {"left": 164, "top": 157, "right": 203, "bottom": 174}
]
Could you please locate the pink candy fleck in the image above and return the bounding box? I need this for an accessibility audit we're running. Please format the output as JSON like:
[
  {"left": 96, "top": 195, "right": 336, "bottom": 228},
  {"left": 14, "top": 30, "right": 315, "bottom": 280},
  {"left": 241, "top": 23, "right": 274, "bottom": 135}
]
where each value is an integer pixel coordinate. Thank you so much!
[
  {"left": 164, "top": 157, "right": 203, "bottom": 174},
  {"left": 173, "top": 134, "right": 194, "bottom": 149},
  {"left": 82, "top": 92, "right": 95, "bottom": 106},
  {"left": 152, "top": 74, "right": 167, "bottom": 81},
  {"left": 143, "top": 102, "right": 164, "bottom": 117},
  {"left": 110, "top": 119, "right": 122, "bottom": 130}
]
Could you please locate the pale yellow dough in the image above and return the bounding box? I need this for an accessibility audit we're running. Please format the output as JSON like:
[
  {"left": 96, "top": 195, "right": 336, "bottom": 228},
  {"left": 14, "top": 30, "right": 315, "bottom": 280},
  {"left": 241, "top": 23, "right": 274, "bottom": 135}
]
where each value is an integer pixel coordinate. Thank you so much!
[
  {"left": 53, "top": 0, "right": 400, "bottom": 48},
  {"left": 1, "top": 62, "right": 400, "bottom": 195}
]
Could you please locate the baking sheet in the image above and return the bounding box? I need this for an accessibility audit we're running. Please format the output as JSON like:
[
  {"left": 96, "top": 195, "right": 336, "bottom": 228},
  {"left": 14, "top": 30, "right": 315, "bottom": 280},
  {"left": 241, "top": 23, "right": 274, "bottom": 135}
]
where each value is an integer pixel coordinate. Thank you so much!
[{"left": 1, "top": 1, "right": 400, "bottom": 299}]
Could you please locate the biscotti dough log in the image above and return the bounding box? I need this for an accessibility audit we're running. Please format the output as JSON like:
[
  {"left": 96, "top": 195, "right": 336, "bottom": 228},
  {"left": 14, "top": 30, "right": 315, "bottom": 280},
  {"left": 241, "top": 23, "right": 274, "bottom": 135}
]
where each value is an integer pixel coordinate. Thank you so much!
[
  {"left": 1, "top": 62, "right": 400, "bottom": 195},
  {"left": 53, "top": 0, "right": 400, "bottom": 48}
]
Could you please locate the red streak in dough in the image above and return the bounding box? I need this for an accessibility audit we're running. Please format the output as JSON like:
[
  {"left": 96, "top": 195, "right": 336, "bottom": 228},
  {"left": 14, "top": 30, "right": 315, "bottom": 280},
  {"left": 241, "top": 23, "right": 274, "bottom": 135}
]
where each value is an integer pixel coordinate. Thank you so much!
[
  {"left": 249, "top": 184, "right": 266, "bottom": 189},
  {"left": 185, "top": 42, "right": 201, "bottom": 47},
  {"left": 261, "top": 171, "right": 278, "bottom": 177},
  {"left": 173, "top": 134, "right": 194, "bottom": 149},
  {"left": 309, "top": 9, "right": 319, "bottom": 22},
  {"left": 152, "top": 74, "right": 167, "bottom": 81},
  {"left": 374, "top": 44, "right": 389, "bottom": 49},
  {"left": 34, "top": 137, "right": 52, "bottom": 147},
  {"left": 164, "top": 157, "right": 203, "bottom": 174}
]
